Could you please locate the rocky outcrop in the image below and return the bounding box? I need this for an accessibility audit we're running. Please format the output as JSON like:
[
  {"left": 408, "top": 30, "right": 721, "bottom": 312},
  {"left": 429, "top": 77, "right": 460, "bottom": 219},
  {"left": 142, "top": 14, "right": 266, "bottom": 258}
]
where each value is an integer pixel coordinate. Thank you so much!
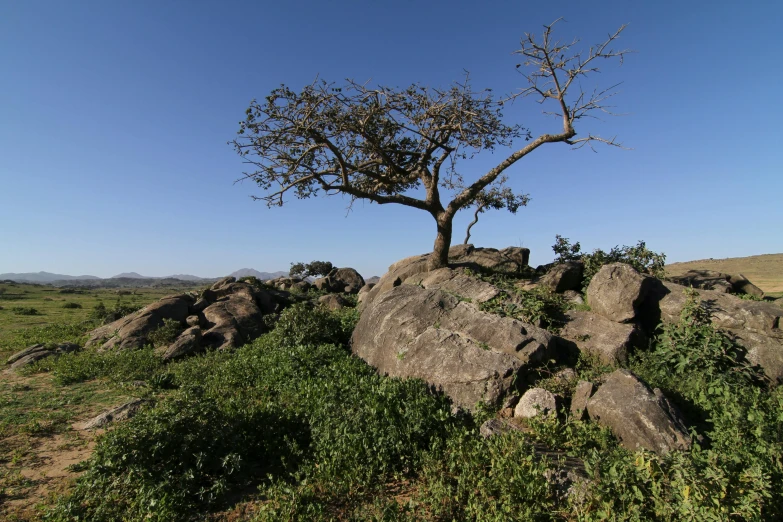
[
  {"left": 586, "top": 369, "right": 691, "bottom": 455},
  {"left": 404, "top": 267, "right": 501, "bottom": 303},
  {"left": 558, "top": 310, "right": 645, "bottom": 365},
  {"left": 644, "top": 279, "right": 783, "bottom": 381},
  {"left": 157, "top": 326, "right": 202, "bottom": 361},
  {"left": 86, "top": 294, "right": 194, "bottom": 351},
  {"left": 7, "top": 342, "right": 80, "bottom": 370},
  {"left": 318, "top": 293, "right": 349, "bottom": 310},
  {"left": 86, "top": 278, "right": 289, "bottom": 357},
  {"left": 570, "top": 380, "right": 595, "bottom": 420},
  {"left": 668, "top": 270, "right": 764, "bottom": 298},
  {"left": 76, "top": 398, "right": 149, "bottom": 430},
  {"left": 352, "top": 283, "right": 558, "bottom": 410},
  {"left": 314, "top": 267, "right": 365, "bottom": 294},
  {"left": 361, "top": 244, "right": 530, "bottom": 309},
  {"left": 586, "top": 263, "right": 651, "bottom": 323},
  {"left": 540, "top": 262, "right": 583, "bottom": 293}
]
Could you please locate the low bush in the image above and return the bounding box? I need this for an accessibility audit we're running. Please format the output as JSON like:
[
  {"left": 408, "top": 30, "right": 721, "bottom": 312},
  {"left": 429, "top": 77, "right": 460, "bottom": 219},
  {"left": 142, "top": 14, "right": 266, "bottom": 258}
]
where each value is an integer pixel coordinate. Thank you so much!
[
  {"left": 26, "top": 346, "right": 165, "bottom": 385},
  {"left": 147, "top": 318, "right": 185, "bottom": 348},
  {"left": 552, "top": 235, "right": 666, "bottom": 291},
  {"left": 89, "top": 299, "right": 142, "bottom": 324},
  {"left": 61, "top": 302, "right": 82, "bottom": 309},
  {"left": 11, "top": 306, "right": 40, "bottom": 316}
]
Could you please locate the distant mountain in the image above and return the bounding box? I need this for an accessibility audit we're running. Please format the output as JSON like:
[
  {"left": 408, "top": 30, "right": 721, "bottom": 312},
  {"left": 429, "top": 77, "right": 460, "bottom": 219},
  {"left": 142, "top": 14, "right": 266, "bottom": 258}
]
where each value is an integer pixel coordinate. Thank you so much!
[
  {"left": 0, "top": 271, "right": 100, "bottom": 283},
  {"left": 111, "top": 272, "right": 146, "bottom": 279},
  {"left": 165, "top": 274, "right": 210, "bottom": 281},
  {"left": 229, "top": 268, "right": 288, "bottom": 280}
]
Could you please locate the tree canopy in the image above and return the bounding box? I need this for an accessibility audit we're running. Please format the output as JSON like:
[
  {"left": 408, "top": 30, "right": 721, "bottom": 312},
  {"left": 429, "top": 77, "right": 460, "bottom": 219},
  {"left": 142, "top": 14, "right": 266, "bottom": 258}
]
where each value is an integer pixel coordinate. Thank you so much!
[{"left": 232, "top": 20, "right": 630, "bottom": 269}]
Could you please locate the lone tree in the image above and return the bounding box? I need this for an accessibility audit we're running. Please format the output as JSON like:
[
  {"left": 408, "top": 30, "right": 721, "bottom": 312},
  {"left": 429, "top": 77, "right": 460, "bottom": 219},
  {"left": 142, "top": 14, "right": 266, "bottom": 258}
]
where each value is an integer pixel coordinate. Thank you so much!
[{"left": 232, "top": 20, "right": 629, "bottom": 270}]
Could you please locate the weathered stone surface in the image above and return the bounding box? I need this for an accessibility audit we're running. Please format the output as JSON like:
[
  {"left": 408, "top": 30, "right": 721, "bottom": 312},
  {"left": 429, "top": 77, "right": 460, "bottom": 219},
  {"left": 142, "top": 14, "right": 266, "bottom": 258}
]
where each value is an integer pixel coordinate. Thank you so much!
[
  {"left": 318, "top": 293, "right": 349, "bottom": 310},
  {"left": 586, "top": 369, "right": 691, "bottom": 455},
  {"left": 7, "top": 342, "right": 81, "bottom": 370},
  {"left": 352, "top": 284, "right": 558, "bottom": 410},
  {"left": 562, "top": 290, "right": 584, "bottom": 305},
  {"left": 652, "top": 281, "right": 781, "bottom": 335},
  {"left": 499, "top": 247, "right": 530, "bottom": 268},
  {"left": 587, "top": 263, "right": 650, "bottom": 323},
  {"left": 514, "top": 388, "right": 557, "bottom": 418},
  {"left": 558, "top": 310, "right": 644, "bottom": 365},
  {"left": 332, "top": 267, "right": 365, "bottom": 293},
  {"left": 159, "top": 326, "right": 202, "bottom": 361},
  {"left": 186, "top": 315, "right": 201, "bottom": 327},
  {"left": 86, "top": 294, "right": 193, "bottom": 350},
  {"left": 570, "top": 380, "right": 595, "bottom": 420},
  {"left": 362, "top": 244, "right": 530, "bottom": 308},
  {"left": 78, "top": 399, "right": 148, "bottom": 430},
  {"left": 405, "top": 267, "right": 501, "bottom": 304},
  {"left": 202, "top": 297, "right": 264, "bottom": 350},
  {"left": 540, "top": 262, "right": 583, "bottom": 293},
  {"left": 728, "top": 274, "right": 764, "bottom": 298},
  {"left": 668, "top": 270, "right": 764, "bottom": 298}
]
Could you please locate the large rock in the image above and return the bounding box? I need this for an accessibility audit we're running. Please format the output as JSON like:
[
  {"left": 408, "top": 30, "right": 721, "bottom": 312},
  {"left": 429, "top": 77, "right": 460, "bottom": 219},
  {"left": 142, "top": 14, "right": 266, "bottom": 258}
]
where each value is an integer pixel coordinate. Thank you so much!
[
  {"left": 587, "top": 263, "right": 651, "bottom": 323},
  {"left": 641, "top": 280, "right": 783, "bottom": 382},
  {"left": 404, "top": 267, "right": 501, "bottom": 303},
  {"left": 7, "top": 342, "right": 80, "bottom": 370},
  {"left": 202, "top": 297, "right": 265, "bottom": 350},
  {"left": 540, "top": 262, "right": 583, "bottom": 293},
  {"left": 668, "top": 270, "right": 764, "bottom": 298},
  {"left": 352, "top": 284, "right": 558, "bottom": 410},
  {"left": 361, "top": 245, "right": 531, "bottom": 309},
  {"left": 314, "top": 267, "right": 366, "bottom": 294},
  {"left": 318, "top": 293, "right": 349, "bottom": 310},
  {"left": 158, "top": 326, "right": 202, "bottom": 361},
  {"left": 86, "top": 294, "right": 194, "bottom": 350},
  {"left": 85, "top": 280, "right": 283, "bottom": 355},
  {"left": 77, "top": 399, "right": 148, "bottom": 430},
  {"left": 558, "top": 310, "right": 645, "bottom": 365},
  {"left": 514, "top": 388, "right": 557, "bottom": 418},
  {"left": 586, "top": 369, "right": 691, "bottom": 455}
]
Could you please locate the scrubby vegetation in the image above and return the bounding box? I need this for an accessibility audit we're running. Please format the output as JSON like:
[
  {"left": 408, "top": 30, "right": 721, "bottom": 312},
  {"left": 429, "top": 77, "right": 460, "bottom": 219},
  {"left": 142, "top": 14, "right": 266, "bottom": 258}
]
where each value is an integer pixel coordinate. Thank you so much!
[
  {"left": 552, "top": 235, "right": 667, "bottom": 291},
  {"left": 3, "top": 276, "right": 783, "bottom": 520}
]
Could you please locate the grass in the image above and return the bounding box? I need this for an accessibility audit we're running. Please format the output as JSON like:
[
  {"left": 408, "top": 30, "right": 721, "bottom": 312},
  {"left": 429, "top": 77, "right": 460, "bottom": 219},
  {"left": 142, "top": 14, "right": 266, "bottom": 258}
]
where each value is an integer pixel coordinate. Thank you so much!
[{"left": 0, "top": 282, "right": 201, "bottom": 361}]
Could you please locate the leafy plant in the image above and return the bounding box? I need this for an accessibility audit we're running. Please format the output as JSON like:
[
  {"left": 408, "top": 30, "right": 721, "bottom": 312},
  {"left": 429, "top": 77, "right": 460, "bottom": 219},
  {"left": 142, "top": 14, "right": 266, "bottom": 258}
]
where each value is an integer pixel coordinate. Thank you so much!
[
  {"left": 8, "top": 303, "right": 30, "bottom": 313},
  {"left": 289, "top": 260, "right": 334, "bottom": 279},
  {"left": 147, "top": 318, "right": 185, "bottom": 348},
  {"left": 552, "top": 235, "right": 666, "bottom": 291},
  {"left": 61, "top": 302, "right": 82, "bottom": 309}
]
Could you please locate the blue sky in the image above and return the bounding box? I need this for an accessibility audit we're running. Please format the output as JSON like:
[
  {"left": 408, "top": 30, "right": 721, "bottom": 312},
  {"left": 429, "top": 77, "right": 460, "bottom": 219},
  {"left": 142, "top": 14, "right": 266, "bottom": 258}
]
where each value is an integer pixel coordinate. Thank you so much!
[{"left": 1, "top": 1, "right": 781, "bottom": 279}]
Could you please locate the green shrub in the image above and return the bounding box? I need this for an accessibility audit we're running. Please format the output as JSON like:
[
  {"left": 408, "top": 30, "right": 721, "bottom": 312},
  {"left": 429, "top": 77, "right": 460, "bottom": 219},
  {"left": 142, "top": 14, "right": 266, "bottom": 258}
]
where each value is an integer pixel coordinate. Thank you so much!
[
  {"left": 27, "top": 346, "right": 165, "bottom": 385},
  {"left": 61, "top": 302, "right": 82, "bottom": 309},
  {"left": 147, "top": 318, "right": 185, "bottom": 348},
  {"left": 90, "top": 299, "right": 142, "bottom": 324},
  {"left": 552, "top": 235, "right": 666, "bottom": 291},
  {"left": 11, "top": 306, "right": 40, "bottom": 315},
  {"left": 46, "top": 390, "right": 304, "bottom": 522}
]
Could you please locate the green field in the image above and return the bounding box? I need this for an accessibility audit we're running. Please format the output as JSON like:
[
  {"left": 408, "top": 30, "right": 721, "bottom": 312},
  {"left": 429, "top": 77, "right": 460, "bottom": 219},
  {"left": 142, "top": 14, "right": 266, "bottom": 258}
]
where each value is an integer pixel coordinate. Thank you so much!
[{"left": 0, "top": 282, "right": 200, "bottom": 360}]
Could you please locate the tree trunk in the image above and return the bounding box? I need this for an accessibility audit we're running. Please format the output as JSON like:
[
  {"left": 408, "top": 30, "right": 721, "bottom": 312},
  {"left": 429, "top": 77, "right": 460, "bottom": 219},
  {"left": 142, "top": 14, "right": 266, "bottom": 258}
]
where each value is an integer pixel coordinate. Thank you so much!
[{"left": 429, "top": 214, "right": 453, "bottom": 270}]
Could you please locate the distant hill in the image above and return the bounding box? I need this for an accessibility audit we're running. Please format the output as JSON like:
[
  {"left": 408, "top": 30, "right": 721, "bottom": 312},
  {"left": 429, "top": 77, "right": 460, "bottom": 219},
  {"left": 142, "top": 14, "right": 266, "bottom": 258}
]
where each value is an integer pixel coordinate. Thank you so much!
[
  {"left": 229, "top": 268, "right": 288, "bottom": 280},
  {"left": 667, "top": 253, "right": 783, "bottom": 293},
  {"left": 111, "top": 272, "right": 146, "bottom": 279},
  {"left": 0, "top": 271, "right": 100, "bottom": 283}
]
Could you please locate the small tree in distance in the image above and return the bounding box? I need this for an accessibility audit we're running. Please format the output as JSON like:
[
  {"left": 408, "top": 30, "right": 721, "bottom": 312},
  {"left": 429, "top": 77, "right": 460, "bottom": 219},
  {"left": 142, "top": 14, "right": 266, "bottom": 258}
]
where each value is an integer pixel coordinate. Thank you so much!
[
  {"left": 233, "top": 20, "right": 630, "bottom": 270},
  {"left": 289, "top": 260, "right": 334, "bottom": 279}
]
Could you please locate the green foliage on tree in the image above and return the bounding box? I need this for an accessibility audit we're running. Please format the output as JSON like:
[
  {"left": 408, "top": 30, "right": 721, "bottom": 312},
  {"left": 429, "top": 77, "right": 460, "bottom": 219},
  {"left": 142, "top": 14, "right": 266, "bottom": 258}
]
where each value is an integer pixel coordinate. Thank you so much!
[{"left": 289, "top": 260, "right": 334, "bottom": 279}]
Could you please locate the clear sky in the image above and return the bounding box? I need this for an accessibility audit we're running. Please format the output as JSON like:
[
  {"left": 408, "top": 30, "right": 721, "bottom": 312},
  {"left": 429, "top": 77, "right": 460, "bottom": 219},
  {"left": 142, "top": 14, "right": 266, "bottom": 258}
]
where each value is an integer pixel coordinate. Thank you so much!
[{"left": 1, "top": 1, "right": 781, "bottom": 279}]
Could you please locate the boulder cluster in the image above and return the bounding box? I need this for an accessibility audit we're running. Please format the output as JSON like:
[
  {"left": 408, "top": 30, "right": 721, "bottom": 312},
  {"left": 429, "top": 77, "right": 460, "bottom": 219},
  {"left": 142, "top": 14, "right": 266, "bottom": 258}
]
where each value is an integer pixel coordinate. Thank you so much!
[
  {"left": 6, "top": 244, "right": 782, "bottom": 457},
  {"left": 352, "top": 244, "right": 783, "bottom": 455}
]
